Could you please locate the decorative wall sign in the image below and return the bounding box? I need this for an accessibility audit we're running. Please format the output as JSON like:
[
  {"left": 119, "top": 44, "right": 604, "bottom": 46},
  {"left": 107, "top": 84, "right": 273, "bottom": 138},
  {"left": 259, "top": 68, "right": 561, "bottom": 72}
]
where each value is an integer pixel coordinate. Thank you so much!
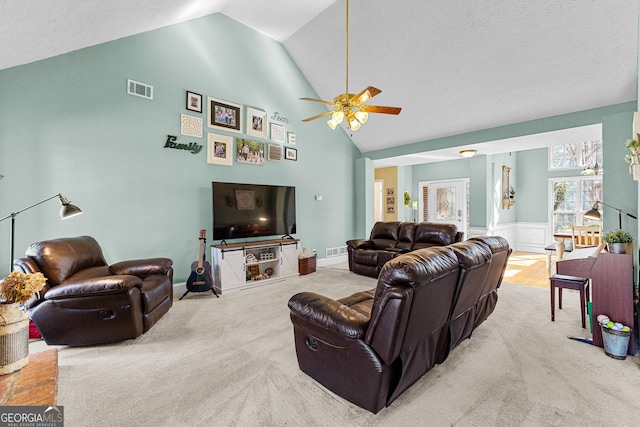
[
  {"left": 181, "top": 114, "right": 203, "bottom": 138},
  {"left": 270, "top": 123, "right": 286, "bottom": 143},
  {"left": 270, "top": 111, "right": 289, "bottom": 124},
  {"left": 163, "top": 135, "right": 202, "bottom": 154},
  {"left": 246, "top": 107, "right": 268, "bottom": 139},
  {"left": 237, "top": 138, "right": 265, "bottom": 165},
  {"left": 186, "top": 91, "right": 203, "bottom": 113},
  {"left": 287, "top": 132, "right": 296, "bottom": 145},
  {"left": 285, "top": 147, "right": 297, "bottom": 161},
  {"left": 268, "top": 144, "right": 282, "bottom": 162},
  {"left": 208, "top": 97, "right": 243, "bottom": 133},
  {"left": 207, "top": 133, "right": 233, "bottom": 166}
]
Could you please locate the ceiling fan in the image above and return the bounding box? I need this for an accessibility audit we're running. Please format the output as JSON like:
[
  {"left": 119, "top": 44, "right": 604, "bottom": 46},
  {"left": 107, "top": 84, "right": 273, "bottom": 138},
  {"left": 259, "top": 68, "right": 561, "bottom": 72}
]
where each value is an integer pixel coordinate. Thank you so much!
[{"left": 300, "top": 0, "right": 401, "bottom": 131}]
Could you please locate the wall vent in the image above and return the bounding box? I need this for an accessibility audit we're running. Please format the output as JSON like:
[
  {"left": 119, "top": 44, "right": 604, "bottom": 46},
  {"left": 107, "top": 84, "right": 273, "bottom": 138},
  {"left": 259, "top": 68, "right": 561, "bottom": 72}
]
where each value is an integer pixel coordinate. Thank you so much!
[
  {"left": 326, "top": 246, "right": 347, "bottom": 257},
  {"left": 127, "top": 79, "right": 153, "bottom": 100}
]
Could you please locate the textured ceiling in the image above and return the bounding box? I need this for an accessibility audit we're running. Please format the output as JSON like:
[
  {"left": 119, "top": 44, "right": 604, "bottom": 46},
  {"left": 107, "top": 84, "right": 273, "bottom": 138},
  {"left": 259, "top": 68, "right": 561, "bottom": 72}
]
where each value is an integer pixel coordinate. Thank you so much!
[{"left": 1, "top": 0, "right": 637, "bottom": 158}]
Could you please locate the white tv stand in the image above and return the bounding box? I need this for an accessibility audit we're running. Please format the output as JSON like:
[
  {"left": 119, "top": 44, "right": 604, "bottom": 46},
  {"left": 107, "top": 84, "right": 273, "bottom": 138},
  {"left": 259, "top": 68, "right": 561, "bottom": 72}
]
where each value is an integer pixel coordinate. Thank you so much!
[{"left": 211, "top": 239, "right": 299, "bottom": 293}]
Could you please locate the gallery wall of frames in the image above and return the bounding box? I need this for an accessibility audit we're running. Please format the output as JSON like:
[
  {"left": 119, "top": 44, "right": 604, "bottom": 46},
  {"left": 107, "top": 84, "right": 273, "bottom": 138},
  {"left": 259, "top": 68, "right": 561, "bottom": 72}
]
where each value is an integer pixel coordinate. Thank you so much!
[{"left": 177, "top": 90, "right": 298, "bottom": 167}]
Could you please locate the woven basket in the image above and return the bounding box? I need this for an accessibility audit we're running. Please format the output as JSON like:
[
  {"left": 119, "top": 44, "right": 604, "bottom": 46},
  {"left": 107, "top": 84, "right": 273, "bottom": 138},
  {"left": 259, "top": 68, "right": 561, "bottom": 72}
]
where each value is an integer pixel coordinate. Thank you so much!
[{"left": 0, "top": 303, "right": 29, "bottom": 375}]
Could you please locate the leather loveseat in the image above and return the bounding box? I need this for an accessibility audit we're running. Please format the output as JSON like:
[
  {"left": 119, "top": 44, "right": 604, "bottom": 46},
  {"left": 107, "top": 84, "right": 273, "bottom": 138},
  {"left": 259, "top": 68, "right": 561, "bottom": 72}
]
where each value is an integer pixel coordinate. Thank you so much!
[
  {"left": 346, "top": 221, "right": 464, "bottom": 278},
  {"left": 288, "top": 235, "right": 511, "bottom": 413},
  {"left": 13, "top": 236, "right": 173, "bottom": 346}
]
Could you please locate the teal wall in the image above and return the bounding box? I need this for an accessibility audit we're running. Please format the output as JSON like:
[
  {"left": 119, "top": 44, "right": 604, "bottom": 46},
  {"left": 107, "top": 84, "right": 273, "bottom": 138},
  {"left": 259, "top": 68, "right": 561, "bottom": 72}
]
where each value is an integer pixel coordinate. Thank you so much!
[
  {"left": 367, "top": 103, "right": 638, "bottom": 242},
  {"left": 0, "top": 14, "right": 360, "bottom": 280}
]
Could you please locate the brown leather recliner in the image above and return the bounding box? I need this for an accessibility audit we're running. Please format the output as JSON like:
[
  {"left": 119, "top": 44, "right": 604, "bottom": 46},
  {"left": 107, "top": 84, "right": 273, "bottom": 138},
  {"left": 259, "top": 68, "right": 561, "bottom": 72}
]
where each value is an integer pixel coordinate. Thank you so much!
[
  {"left": 13, "top": 236, "right": 173, "bottom": 346},
  {"left": 346, "top": 221, "right": 464, "bottom": 278},
  {"left": 288, "top": 236, "right": 510, "bottom": 413}
]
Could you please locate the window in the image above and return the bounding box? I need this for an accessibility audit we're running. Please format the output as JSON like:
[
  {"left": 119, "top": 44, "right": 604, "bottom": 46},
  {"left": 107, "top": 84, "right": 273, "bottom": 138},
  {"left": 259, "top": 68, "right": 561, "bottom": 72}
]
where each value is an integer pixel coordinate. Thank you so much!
[
  {"left": 551, "top": 177, "right": 602, "bottom": 233},
  {"left": 550, "top": 140, "right": 603, "bottom": 171}
]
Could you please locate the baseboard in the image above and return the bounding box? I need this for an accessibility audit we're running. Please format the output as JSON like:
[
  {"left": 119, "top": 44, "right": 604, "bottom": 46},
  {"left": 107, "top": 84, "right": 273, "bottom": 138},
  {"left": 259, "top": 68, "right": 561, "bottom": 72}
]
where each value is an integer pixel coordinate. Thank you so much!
[{"left": 317, "top": 254, "right": 348, "bottom": 267}]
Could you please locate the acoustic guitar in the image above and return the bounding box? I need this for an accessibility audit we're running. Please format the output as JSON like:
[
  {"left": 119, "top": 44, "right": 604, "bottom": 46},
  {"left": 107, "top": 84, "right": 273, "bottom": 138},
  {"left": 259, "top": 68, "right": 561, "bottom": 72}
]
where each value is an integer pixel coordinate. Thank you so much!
[{"left": 180, "top": 229, "right": 219, "bottom": 299}]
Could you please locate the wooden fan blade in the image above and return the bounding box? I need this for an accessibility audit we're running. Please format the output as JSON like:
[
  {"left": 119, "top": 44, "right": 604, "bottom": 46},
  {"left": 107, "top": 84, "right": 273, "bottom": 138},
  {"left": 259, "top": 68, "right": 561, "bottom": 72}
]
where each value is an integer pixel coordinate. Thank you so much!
[
  {"left": 360, "top": 105, "right": 402, "bottom": 115},
  {"left": 350, "top": 86, "right": 382, "bottom": 105},
  {"left": 302, "top": 110, "right": 334, "bottom": 122},
  {"left": 300, "top": 97, "right": 334, "bottom": 106}
]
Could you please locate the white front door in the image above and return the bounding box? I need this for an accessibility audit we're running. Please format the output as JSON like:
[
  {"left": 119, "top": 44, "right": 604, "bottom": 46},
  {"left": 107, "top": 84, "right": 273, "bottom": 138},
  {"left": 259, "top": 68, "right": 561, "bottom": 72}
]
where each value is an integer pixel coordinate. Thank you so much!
[{"left": 418, "top": 179, "right": 467, "bottom": 235}]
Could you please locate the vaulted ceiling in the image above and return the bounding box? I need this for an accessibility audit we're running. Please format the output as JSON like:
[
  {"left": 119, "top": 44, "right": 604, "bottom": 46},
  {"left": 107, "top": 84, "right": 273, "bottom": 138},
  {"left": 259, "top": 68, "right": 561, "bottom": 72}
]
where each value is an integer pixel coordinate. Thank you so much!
[{"left": 1, "top": 0, "right": 637, "bottom": 159}]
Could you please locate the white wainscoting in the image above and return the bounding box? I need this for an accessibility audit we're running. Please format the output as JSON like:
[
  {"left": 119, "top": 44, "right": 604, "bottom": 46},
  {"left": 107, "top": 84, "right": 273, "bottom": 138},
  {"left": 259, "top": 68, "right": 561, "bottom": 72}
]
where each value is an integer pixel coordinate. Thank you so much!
[{"left": 468, "top": 222, "right": 549, "bottom": 253}]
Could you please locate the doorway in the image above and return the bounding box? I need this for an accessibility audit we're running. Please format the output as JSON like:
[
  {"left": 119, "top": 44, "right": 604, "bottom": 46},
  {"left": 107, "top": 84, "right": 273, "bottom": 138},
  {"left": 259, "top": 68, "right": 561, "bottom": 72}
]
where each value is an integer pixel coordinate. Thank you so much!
[
  {"left": 418, "top": 178, "right": 469, "bottom": 236},
  {"left": 374, "top": 179, "right": 384, "bottom": 222}
]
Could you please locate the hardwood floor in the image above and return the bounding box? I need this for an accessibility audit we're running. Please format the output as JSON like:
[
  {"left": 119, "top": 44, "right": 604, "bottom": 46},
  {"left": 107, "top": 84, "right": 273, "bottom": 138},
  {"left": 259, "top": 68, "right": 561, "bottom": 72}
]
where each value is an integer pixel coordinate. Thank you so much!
[{"left": 504, "top": 251, "right": 550, "bottom": 288}]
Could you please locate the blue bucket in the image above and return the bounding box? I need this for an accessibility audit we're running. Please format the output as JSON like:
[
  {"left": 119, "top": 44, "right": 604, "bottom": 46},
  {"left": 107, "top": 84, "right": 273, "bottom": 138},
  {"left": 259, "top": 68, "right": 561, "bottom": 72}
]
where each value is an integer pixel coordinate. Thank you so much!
[{"left": 601, "top": 325, "right": 631, "bottom": 360}]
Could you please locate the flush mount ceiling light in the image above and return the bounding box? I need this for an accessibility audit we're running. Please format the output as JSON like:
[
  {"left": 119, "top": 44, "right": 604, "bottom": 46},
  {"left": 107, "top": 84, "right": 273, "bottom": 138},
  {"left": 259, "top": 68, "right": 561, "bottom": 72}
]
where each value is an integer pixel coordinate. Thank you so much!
[
  {"left": 300, "top": 0, "right": 401, "bottom": 131},
  {"left": 460, "top": 149, "right": 477, "bottom": 158}
]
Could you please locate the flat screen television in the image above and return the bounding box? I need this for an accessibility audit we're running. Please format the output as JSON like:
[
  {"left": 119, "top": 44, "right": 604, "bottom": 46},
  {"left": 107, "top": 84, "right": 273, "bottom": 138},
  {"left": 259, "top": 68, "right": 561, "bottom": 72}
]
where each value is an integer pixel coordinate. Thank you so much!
[{"left": 212, "top": 182, "right": 296, "bottom": 241}]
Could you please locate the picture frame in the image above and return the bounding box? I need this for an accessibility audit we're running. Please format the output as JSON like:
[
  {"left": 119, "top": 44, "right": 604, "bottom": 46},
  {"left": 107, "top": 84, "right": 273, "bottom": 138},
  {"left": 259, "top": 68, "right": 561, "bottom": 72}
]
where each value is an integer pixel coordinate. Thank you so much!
[
  {"left": 180, "top": 114, "right": 203, "bottom": 138},
  {"left": 386, "top": 188, "right": 395, "bottom": 196},
  {"left": 246, "top": 107, "right": 268, "bottom": 139},
  {"left": 237, "top": 138, "right": 265, "bottom": 165},
  {"left": 287, "top": 132, "right": 296, "bottom": 145},
  {"left": 285, "top": 147, "right": 297, "bottom": 161},
  {"left": 207, "top": 133, "right": 233, "bottom": 166},
  {"left": 186, "top": 91, "right": 203, "bottom": 113},
  {"left": 268, "top": 144, "right": 282, "bottom": 162},
  {"left": 387, "top": 206, "right": 395, "bottom": 214},
  {"left": 208, "top": 97, "right": 243, "bottom": 133},
  {"left": 270, "top": 122, "right": 286, "bottom": 143}
]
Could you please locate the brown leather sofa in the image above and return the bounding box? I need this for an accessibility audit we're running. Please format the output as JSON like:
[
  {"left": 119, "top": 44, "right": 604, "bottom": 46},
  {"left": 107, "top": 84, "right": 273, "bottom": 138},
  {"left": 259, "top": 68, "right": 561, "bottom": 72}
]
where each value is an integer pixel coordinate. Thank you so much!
[
  {"left": 288, "top": 235, "right": 511, "bottom": 413},
  {"left": 346, "top": 221, "right": 464, "bottom": 278},
  {"left": 13, "top": 236, "right": 173, "bottom": 346}
]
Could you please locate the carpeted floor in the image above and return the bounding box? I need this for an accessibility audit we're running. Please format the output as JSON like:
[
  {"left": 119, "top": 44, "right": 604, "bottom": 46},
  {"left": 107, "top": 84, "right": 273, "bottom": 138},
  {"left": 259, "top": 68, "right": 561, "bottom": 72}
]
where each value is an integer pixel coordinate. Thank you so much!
[{"left": 30, "top": 266, "right": 640, "bottom": 426}]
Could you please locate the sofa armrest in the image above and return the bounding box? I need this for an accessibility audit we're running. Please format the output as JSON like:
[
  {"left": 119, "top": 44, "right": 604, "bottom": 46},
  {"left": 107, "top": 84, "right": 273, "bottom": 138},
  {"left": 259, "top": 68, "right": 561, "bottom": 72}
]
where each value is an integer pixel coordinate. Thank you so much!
[
  {"left": 348, "top": 240, "right": 377, "bottom": 251},
  {"left": 45, "top": 275, "right": 143, "bottom": 300},
  {"left": 109, "top": 258, "right": 173, "bottom": 277},
  {"left": 288, "top": 292, "right": 369, "bottom": 340}
]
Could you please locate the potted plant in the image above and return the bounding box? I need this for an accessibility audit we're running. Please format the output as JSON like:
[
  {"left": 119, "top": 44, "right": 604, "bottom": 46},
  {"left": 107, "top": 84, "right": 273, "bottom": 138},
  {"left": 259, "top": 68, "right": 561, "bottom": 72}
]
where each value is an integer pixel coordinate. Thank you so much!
[
  {"left": 624, "top": 139, "right": 640, "bottom": 179},
  {"left": 602, "top": 229, "right": 633, "bottom": 254}
]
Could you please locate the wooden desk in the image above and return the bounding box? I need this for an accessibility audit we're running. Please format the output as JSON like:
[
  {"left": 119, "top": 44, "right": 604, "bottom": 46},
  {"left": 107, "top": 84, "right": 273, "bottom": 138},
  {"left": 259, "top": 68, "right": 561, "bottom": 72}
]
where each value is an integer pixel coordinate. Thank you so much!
[
  {"left": 0, "top": 349, "right": 58, "bottom": 405},
  {"left": 557, "top": 252, "right": 635, "bottom": 355}
]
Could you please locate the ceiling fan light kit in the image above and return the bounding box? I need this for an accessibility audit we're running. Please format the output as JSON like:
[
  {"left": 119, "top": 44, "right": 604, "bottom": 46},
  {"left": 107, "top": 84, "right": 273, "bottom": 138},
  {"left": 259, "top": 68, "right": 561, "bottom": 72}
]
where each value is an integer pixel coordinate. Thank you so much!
[{"left": 300, "top": 0, "right": 401, "bottom": 131}]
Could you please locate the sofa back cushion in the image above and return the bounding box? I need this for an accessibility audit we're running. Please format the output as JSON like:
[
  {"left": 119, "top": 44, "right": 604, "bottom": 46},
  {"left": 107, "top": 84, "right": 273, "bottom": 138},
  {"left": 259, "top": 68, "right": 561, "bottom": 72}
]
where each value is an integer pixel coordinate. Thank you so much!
[
  {"left": 467, "top": 235, "right": 512, "bottom": 328},
  {"left": 447, "top": 240, "right": 493, "bottom": 351},
  {"left": 365, "top": 246, "right": 459, "bottom": 365},
  {"left": 368, "top": 221, "right": 401, "bottom": 250},
  {"left": 395, "top": 223, "right": 417, "bottom": 251},
  {"left": 25, "top": 236, "right": 108, "bottom": 286},
  {"left": 411, "top": 222, "right": 459, "bottom": 250}
]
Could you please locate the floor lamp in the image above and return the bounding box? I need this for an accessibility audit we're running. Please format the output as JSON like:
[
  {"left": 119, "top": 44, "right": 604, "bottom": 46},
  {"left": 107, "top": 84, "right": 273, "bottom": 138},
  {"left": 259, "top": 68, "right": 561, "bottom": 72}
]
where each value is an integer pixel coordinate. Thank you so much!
[
  {"left": 583, "top": 200, "right": 637, "bottom": 229},
  {"left": 0, "top": 193, "right": 82, "bottom": 272}
]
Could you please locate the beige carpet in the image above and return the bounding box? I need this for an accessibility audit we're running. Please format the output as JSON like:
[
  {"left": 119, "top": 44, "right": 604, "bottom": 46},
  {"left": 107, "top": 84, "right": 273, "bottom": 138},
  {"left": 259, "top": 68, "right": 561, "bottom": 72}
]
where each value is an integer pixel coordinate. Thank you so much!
[{"left": 30, "top": 266, "right": 640, "bottom": 426}]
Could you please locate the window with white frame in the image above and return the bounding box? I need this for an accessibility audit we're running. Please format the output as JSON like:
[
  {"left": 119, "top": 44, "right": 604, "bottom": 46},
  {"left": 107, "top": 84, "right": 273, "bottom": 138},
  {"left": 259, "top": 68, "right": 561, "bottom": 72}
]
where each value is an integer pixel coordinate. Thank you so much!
[
  {"left": 551, "top": 177, "right": 602, "bottom": 233},
  {"left": 549, "top": 140, "right": 603, "bottom": 171}
]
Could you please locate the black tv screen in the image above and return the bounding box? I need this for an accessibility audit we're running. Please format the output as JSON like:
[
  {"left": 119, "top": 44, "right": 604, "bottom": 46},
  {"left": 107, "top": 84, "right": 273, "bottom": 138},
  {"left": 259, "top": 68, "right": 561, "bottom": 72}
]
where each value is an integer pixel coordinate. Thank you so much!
[{"left": 212, "top": 182, "right": 296, "bottom": 240}]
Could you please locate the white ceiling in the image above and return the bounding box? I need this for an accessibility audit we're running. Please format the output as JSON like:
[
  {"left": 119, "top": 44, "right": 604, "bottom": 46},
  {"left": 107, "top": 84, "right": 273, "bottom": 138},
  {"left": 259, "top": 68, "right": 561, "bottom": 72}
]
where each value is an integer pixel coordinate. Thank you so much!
[{"left": 1, "top": 0, "right": 637, "bottom": 162}]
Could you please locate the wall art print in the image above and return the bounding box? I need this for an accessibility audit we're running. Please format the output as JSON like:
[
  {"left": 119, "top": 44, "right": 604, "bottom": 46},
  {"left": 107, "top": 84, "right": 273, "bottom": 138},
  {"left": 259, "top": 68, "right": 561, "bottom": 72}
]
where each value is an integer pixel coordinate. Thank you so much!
[
  {"left": 207, "top": 133, "right": 233, "bottom": 166},
  {"left": 181, "top": 114, "right": 203, "bottom": 138},
  {"left": 208, "top": 97, "right": 243, "bottom": 133},
  {"left": 237, "top": 138, "right": 265, "bottom": 165},
  {"left": 186, "top": 91, "right": 203, "bottom": 113},
  {"left": 246, "top": 107, "right": 268, "bottom": 139}
]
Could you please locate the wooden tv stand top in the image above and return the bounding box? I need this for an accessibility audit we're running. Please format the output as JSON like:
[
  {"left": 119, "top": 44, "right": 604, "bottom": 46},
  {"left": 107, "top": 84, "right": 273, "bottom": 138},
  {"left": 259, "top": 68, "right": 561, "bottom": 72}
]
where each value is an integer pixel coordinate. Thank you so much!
[{"left": 212, "top": 239, "right": 299, "bottom": 250}]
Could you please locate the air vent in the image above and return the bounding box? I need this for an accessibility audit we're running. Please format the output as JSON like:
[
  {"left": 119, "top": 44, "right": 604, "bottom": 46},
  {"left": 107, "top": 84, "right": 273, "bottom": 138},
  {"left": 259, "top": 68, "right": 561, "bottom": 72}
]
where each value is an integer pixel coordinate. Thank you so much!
[
  {"left": 127, "top": 79, "right": 153, "bottom": 100},
  {"left": 325, "top": 246, "right": 347, "bottom": 257}
]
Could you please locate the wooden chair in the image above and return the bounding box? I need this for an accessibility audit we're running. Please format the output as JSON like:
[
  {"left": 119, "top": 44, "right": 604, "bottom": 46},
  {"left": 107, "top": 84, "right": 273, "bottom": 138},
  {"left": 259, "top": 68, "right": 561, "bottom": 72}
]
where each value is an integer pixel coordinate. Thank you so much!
[{"left": 571, "top": 225, "right": 601, "bottom": 248}]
